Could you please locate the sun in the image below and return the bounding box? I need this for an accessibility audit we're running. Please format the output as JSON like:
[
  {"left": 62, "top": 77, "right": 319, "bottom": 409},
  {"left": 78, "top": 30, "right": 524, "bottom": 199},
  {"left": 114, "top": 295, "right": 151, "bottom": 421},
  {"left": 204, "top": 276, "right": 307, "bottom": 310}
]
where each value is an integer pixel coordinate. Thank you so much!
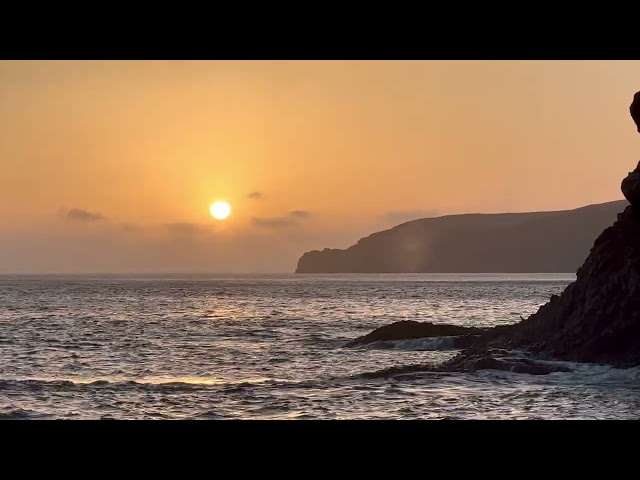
[{"left": 210, "top": 201, "right": 231, "bottom": 220}]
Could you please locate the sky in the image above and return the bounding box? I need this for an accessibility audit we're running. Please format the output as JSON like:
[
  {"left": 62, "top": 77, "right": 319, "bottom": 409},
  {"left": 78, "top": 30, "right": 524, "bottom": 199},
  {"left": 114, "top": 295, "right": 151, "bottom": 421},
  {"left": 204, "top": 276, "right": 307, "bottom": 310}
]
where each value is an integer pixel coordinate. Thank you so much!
[{"left": 2, "top": 60, "right": 640, "bottom": 273}]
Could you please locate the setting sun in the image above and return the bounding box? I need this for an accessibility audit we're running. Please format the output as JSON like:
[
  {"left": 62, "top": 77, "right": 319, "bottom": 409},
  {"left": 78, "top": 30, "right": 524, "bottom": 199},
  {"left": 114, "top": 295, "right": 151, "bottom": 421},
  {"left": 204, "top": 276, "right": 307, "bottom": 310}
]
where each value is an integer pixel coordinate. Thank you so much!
[{"left": 210, "top": 201, "right": 231, "bottom": 220}]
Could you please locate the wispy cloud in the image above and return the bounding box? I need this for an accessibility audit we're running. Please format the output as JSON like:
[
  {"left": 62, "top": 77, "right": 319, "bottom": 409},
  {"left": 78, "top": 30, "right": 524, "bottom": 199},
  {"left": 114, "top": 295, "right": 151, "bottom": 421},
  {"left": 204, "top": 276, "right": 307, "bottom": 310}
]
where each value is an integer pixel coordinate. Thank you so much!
[
  {"left": 164, "top": 222, "right": 210, "bottom": 235},
  {"left": 252, "top": 210, "right": 313, "bottom": 229},
  {"left": 121, "top": 223, "right": 142, "bottom": 232},
  {"left": 251, "top": 217, "right": 295, "bottom": 229},
  {"left": 247, "top": 192, "right": 264, "bottom": 200},
  {"left": 65, "top": 208, "right": 107, "bottom": 223},
  {"left": 289, "top": 210, "right": 311, "bottom": 219},
  {"left": 379, "top": 209, "right": 439, "bottom": 225}
]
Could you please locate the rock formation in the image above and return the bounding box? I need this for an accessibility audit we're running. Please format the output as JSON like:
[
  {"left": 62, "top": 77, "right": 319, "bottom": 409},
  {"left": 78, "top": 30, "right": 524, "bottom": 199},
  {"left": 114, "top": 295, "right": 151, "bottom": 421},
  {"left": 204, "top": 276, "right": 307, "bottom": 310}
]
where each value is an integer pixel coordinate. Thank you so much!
[
  {"left": 345, "top": 320, "right": 487, "bottom": 348},
  {"left": 296, "top": 201, "right": 626, "bottom": 273},
  {"left": 347, "top": 91, "right": 640, "bottom": 373},
  {"left": 630, "top": 91, "right": 640, "bottom": 133},
  {"left": 485, "top": 161, "right": 640, "bottom": 367}
]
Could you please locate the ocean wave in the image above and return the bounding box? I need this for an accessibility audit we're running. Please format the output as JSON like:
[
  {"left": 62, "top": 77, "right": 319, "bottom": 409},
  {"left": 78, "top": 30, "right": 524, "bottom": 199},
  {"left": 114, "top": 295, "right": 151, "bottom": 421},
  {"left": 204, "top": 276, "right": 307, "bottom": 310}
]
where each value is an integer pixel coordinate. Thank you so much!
[
  {"left": 363, "top": 337, "right": 457, "bottom": 351},
  {"left": 350, "top": 363, "right": 439, "bottom": 380},
  {"left": 0, "top": 408, "right": 52, "bottom": 420},
  {"left": 542, "top": 362, "right": 640, "bottom": 384},
  {"left": 348, "top": 356, "right": 640, "bottom": 383},
  {"left": 191, "top": 410, "right": 225, "bottom": 420},
  {"left": 297, "top": 334, "right": 348, "bottom": 348},
  {"left": 0, "top": 376, "right": 277, "bottom": 393}
]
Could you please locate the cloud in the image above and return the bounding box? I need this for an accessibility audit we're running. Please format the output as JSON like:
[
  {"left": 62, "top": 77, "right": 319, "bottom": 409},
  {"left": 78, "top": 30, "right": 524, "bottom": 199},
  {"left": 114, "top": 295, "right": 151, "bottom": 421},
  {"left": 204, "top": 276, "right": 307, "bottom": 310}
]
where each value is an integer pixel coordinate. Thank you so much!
[
  {"left": 379, "top": 209, "right": 440, "bottom": 225},
  {"left": 65, "top": 208, "right": 107, "bottom": 222},
  {"left": 252, "top": 210, "right": 313, "bottom": 229},
  {"left": 164, "top": 222, "right": 210, "bottom": 235},
  {"left": 247, "top": 192, "right": 264, "bottom": 200},
  {"left": 121, "top": 223, "right": 143, "bottom": 232},
  {"left": 289, "top": 210, "right": 312, "bottom": 219},
  {"left": 251, "top": 216, "right": 295, "bottom": 229}
]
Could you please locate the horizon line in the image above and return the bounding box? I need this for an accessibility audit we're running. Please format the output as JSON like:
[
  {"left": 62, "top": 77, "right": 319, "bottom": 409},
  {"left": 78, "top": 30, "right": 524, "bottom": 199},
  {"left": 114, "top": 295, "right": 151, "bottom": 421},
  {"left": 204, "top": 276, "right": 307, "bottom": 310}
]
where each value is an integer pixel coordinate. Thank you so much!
[{"left": 0, "top": 271, "right": 578, "bottom": 276}]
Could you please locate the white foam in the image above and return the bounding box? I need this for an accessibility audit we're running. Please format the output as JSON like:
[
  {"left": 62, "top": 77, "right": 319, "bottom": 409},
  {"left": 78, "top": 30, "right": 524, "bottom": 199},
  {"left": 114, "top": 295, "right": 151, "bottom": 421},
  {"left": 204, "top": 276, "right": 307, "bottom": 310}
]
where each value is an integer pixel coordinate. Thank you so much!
[
  {"left": 367, "top": 336, "right": 456, "bottom": 351},
  {"left": 545, "top": 362, "right": 640, "bottom": 384}
]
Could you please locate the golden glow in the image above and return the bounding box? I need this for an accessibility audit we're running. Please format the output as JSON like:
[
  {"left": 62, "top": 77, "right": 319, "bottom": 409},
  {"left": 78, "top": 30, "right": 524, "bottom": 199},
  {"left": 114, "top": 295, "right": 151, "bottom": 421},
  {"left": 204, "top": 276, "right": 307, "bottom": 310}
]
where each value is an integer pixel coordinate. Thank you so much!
[
  {"left": 2, "top": 60, "right": 639, "bottom": 273},
  {"left": 210, "top": 201, "right": 231, "bottom": 220}
]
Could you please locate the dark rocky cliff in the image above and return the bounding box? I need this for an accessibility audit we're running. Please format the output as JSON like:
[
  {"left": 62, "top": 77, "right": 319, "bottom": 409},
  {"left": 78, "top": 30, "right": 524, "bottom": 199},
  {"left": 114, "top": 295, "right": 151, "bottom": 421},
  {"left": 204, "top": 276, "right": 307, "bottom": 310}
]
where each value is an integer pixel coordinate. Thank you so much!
[
  {"left": 486, "top": 161, "right": 640, "bottom": 366},
  {"left": 343, "top": 91, "right": 640, "bottom": 373},
  {"left": 349, "top": 169, "right": 640, "bottom": 371},
  {"left": 296, "top": 201, "right": 626, "bottom": 273}
]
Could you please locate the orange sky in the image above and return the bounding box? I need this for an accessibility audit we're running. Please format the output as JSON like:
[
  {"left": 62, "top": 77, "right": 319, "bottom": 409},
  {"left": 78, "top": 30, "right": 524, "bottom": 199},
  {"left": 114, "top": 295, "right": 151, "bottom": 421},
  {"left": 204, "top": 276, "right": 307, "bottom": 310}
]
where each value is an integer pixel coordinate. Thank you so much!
[{"left": 1, "top": 60, "right": 640, "bottom": 273}]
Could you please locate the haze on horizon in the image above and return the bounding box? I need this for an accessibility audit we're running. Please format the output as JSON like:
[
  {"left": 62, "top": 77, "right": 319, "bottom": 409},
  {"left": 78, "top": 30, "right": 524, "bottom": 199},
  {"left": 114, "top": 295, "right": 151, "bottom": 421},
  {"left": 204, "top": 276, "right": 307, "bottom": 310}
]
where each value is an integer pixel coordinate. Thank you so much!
[{"left": 1, "top": 60, "right": 639, "bottom": 273}]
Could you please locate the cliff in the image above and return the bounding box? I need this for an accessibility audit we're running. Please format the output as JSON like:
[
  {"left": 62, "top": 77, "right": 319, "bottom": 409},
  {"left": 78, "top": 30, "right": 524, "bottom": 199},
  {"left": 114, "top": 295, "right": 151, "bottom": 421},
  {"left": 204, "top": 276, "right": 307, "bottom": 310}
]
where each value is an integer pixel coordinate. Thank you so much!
[
  {"left": 349, "top": 166, "right": 640, "bottom": 371},
  {"left": 296, "top": 200, "right": 627, "bottom": 273},
  {"left": 484, "top": 161, "right": 640, "bottom": 366},
  {"left": 343, "top": 90, "right": 640, "bottom": 373}
]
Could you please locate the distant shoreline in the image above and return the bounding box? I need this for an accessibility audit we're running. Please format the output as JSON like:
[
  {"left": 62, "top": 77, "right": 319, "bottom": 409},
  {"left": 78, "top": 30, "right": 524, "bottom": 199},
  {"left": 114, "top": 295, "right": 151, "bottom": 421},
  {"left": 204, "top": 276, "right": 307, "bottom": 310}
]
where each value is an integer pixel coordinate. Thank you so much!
[{"left": 296, "top": 200, "right": 626, "bottom": 274}]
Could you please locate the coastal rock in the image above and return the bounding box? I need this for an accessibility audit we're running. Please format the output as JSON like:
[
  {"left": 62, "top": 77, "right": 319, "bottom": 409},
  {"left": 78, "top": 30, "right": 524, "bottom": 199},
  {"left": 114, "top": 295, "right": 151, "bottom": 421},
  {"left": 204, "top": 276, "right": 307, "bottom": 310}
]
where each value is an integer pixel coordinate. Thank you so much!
[
  {"left": 345, "top": 320, "right": 486, "bottom": 347},
  {"left": 630, "top": 91, "right": 640, "bottom": 132},
  {"left": 345, "top": 91, "right": 640, "bottom": 371},
  {"left": 442, "top": 352, "right": 572, "bottom": 375},
  {"left": 354, "top": 193, "right": 640, "bottom": 368},
  {"left": 621, "top": 161, "right": 640, "bottom": 208},
  {"left": 356, "top": 351, "right": 572, "bottom": 379},
  {"left": 498, "top": 199, "right": 640, "bottom": 366}
]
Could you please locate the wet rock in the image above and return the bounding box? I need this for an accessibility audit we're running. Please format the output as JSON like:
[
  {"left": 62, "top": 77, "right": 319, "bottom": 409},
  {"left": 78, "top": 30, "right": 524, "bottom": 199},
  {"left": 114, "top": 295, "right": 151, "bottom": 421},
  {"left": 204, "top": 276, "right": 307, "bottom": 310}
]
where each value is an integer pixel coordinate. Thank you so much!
[{"left": 346, "top": 320, "right": 487, "bottom": 347}]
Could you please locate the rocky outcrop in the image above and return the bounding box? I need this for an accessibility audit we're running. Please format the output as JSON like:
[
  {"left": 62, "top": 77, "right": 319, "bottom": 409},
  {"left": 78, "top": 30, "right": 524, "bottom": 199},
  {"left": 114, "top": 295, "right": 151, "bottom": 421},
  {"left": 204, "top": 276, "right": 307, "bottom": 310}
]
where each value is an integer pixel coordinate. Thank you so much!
[
  {"left": 349, "top": 162, "right": 640, "bottom": 372},
  {"left": 345, "top": 92, "right": 640, "bottom": 372},
  {"left": 622, "top": 161, "right": 640, "bottom": 206},
  {"left": 296, "top": 201, "right": 626, "bottom": 273},
  {"left": 346, "top": 320, "right": 487, "bottom": 348},
  {"left": 356, "top": 350, "right": 572, "bottom": 379},
  {"left": 630, "top": 91, "right": 640, "bottom": 133},
  {"left": 487, "top": 162, "right": 640, "bottom": 367}
]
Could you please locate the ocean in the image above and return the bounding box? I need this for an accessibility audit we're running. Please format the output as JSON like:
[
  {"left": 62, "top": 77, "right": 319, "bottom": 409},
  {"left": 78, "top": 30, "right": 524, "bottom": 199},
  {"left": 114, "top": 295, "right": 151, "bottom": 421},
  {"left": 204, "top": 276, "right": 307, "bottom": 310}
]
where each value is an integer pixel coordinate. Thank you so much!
[{"left": 1, "top": 273, "right": 639, "bottom": 420}]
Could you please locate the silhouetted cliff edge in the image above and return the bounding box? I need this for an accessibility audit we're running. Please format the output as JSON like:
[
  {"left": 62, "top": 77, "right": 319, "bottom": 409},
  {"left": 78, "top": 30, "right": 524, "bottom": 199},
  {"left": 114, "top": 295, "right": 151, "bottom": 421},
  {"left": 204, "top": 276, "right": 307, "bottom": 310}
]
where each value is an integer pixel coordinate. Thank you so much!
[
  {"left": 296, "top": 201, "right": 626, "bottom": 273},
  {"left": 489, "top": 161, "right": 640, "bottom": 366},
  {"left": 342, "top": 91, "right": 640, "bottom": 373},
  {"left": 348, "top": 161, "right": 640, "bottom": 372}
]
